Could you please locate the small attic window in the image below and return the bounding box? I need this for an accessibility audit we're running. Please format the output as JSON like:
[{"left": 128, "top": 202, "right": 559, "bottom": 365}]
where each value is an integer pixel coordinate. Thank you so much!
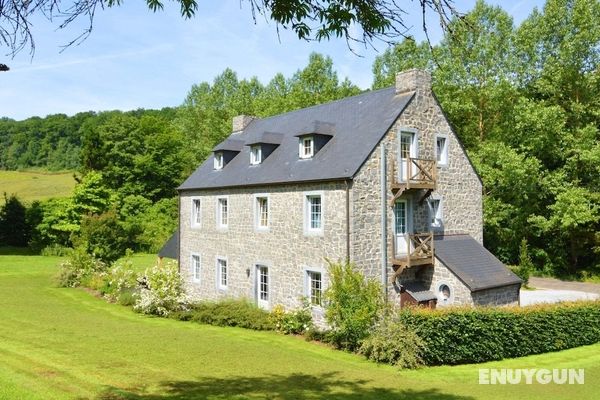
[
  {"left": 214, "top": 152, "right": 224, "bottom": 170},
  {"left": 299, "top": 136, "right": 314, "bottom": 159},
  {"left": 250, "top": 145, "right": 262, "bottom": 165}
]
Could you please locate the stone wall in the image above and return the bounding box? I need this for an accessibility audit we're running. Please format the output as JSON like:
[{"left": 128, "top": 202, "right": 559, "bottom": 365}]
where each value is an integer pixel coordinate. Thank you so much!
[
  {"left": 179, "top": 182, "right": 347, "bottom": 312},
  {"left": 472, "top": 284, "right": 521, "bottom": 306},
  {"left": 351, "top": 70, "right": 484, "bottom": 298},
  {"left": 419, "top": 259, "right": 473, "bottom": 306}
]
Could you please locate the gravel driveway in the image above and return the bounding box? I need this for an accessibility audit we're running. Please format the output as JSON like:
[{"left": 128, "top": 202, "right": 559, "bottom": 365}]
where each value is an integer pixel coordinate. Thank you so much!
[{"left": 520, "top": 289, "right": 599, "bottom": 306}]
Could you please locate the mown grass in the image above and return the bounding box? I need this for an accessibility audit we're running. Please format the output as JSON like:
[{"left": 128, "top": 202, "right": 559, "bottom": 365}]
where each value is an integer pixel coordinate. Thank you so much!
[
  {"left": 0, "top": 170, "right": 76, "bottom": 204},
  {"left": 0, "top": 255, "right": 598, "bottom": 400}
]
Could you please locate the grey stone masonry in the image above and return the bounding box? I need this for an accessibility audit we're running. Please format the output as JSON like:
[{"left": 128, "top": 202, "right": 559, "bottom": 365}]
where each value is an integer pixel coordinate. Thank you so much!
[
  {"left": 180, "top": 182, "right": 347, "bottom": 313},
  {"left": 396, "top": 69, "right": 432, "bottom": 95},
  {"left": 352, "top": 69, "right": 483, "bottom": 294},
  {"left": 232, "top": 115, "right": 256, "bottom": 133},
  {"left": 179, "top": 68, "right": 519, "bottom": 311}
]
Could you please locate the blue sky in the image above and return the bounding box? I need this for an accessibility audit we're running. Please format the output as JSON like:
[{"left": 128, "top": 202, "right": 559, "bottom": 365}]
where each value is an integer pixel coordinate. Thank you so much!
[{"left": 0, "top": 0, "right": 544, "bottom": 121}]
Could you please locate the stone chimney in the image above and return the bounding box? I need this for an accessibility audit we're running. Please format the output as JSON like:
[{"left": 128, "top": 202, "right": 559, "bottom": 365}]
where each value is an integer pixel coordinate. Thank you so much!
[
  {"left": 395, "top": 69, "right": 432, "bottom": 94},
  {"left": 232, "top": 115, "right": 256, "bottom": 133}
]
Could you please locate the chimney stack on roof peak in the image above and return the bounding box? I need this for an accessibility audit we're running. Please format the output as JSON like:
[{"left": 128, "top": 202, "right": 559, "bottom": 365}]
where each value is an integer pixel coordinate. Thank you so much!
[
  {"left": 232, "top": 115, "right": 256, "bottom": 133},
  {"left": 395, "top": 69, "right": 432, "bottom": 95}
]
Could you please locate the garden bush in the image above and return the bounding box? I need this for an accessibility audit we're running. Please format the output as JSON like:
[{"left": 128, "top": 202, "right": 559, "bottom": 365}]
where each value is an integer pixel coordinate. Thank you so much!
[
  {"left": 270, "top": 301, "right": 313, "bottom": 335},
  {"left": 324, "top": 261, "right": 384, "bottom": 351},
  {"left": 187, "top": 299, "right": 274, "bottom": 330},
  {"left": 133, "top": 260, "right": 188, "bottom": 316},
  {"left": 56, "top": 247, "right": 107, "bottom": 287},
  {"left": 397, "top": 301, "right": 600, "bottom": 365},
  {"left": 101, "top": 259, "right": 138, "bottom": 302},
  {"left": 359, "top": 312, "right": 425, "bottom": 369}
]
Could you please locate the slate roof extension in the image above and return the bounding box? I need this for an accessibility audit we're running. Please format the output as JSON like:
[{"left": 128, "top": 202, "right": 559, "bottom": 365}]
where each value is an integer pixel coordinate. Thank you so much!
[{"left": 434, "top": 234, "right": 522, "bottom": 291}]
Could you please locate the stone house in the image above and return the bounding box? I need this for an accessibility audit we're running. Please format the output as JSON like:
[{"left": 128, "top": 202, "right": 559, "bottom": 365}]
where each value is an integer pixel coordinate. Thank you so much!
[{"left": 164, "top": 69, "right": 521, "bottom": 313}]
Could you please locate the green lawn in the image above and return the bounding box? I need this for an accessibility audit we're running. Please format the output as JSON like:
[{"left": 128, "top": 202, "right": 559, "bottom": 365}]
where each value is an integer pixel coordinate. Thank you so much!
[
  {"left": 0, "top": 255, "right": 598, "bottom": 400},
  {"left": 0, "top": 170, "right": 76, "bottom": 204}
]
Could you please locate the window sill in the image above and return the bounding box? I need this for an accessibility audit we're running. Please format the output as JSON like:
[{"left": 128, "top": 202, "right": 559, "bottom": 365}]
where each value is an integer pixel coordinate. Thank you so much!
[{"left": 304, "top": 229, "right": 324, "bottom": 237}]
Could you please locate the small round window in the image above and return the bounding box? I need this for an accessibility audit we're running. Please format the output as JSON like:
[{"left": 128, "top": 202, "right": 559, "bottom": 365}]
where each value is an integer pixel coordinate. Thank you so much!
[{"left": 439, "top": 284, "right": 451, "bottom": 301}]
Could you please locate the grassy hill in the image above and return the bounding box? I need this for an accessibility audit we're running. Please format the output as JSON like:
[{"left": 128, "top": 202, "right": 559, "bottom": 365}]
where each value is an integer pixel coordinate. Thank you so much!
[
  {"left": 0, "top": 254, "right": 598, "bottom": 400},
  {"left": 0, "top": 170, "right": 76, "bottom": 204}
]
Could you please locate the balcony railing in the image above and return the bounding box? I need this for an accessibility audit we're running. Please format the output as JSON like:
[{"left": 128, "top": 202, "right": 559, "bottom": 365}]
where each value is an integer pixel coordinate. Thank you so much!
[
  {"left": 391, "top": 158, "right": 437, "bottom": 190},
  {"left": 391, "top": 232, "right": 435, "bottom": 276}
]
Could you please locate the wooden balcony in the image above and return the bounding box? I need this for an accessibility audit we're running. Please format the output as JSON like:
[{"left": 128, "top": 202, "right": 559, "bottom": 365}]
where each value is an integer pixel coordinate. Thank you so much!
[
  {"left": 392, "top": 233, "right": 435, "bottom": 279},
  {"left": 391, "top": 158, "right": 437, "bottom": 191}
]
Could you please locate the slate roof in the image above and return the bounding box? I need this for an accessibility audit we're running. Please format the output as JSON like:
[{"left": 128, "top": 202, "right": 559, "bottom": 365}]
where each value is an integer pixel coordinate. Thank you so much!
[
  {"left": 434, "top": 234, "right": 522, "bottom": 291},
  {"left": 158, "top": 231, "right": 179, "bottom": 260},
  {"left": 402, "top": 281, "right": 437, "bottom": 302},
  {"left": 179, "top": 87, "right": 414, "bottom": 190}
]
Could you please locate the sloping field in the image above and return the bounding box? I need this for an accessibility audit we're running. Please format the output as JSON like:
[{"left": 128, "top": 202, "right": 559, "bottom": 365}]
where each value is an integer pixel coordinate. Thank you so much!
[
  {"left": 0, "top": 255, "right": 598, "bottom": 400},
  {"left": 0, "top": 170, "right": 75, "bottom": 204}
]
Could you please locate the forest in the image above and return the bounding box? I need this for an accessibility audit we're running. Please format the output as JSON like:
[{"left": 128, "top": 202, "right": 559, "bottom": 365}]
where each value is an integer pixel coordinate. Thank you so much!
[{"left": 0, "top": 0, "right": 598, "bottom": 278}]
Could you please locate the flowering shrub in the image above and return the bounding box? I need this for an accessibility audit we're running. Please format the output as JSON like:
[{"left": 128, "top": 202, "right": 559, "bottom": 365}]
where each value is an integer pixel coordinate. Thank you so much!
[
  {"left": 271, "top": 300, "right": 314, "bottom": 335},
  {"left": 133, "top": 261, "right": 188, "bottom": 316},
  {"left": 56, "top": 247, "right": 107, "bottom": 288},
  {"left": 102, "top": 259, "right": 138, "bottom": 302}
]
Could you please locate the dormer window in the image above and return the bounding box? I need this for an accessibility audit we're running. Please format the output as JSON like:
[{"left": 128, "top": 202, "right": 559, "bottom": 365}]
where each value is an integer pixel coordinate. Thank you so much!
[
  {"left": 250, "top": 145, "right": 262, "bottom": 165},
  {"left": 214, "top": 152, "right": 224, "bottom": 170},
  {"left": 299, "top": 136, "right": 314, "bottom": 159}
]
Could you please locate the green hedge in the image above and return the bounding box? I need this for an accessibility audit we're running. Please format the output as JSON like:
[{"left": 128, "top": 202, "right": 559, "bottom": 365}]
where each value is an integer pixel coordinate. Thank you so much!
[
  {"left": 397, "top": 301, "right": 600, "bottom": 365},
  {"left": 170, "top": 300, "right": 275, "bottom": 331}
]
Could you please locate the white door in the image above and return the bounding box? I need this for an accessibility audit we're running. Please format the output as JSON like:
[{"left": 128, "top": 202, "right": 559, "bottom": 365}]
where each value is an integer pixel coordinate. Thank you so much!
[
  {"left": 399, "top": 131, "right": 416, "bottom": 181},
  {"left": 256, "top": 265, "right": 269, "bottom": 309},
  {"left": 394, "top": 200, "right": 409, "bottom": 256}
]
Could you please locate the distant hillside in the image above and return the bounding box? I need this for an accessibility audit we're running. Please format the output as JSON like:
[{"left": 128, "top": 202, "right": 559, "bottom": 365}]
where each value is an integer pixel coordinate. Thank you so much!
[
  {"left": 0, "top": 108, "right": 177, "bottom": 171},
  {"left": 0, "top": 171, "right": 76, "bottom": 204}
]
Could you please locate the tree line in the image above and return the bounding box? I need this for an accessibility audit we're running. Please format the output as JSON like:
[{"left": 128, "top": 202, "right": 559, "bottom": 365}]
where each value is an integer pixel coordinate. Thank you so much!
[{"left": 1, "top": 0, "right": 598, "bottom": 277}]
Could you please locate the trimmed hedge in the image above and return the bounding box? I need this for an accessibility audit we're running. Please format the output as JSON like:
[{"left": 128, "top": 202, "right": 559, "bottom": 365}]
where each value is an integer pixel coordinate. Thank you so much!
[
  {"left": 397, "top": 301, "right": 600, "bottom": 365},
  {"left": 171, "top": 300, "right": 275, "bottom": 331}
]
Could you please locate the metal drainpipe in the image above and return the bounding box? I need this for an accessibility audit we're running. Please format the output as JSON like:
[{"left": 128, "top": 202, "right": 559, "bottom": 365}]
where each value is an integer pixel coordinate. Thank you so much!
[
  {"left": 380, "top": 145, "right": 388, "bottom": 300},
  {"left": 345, "top": 179, "right": 350, "bottom": 263},
  {"left": 177, "top": 193, "right": 181, "bottom": 273}
]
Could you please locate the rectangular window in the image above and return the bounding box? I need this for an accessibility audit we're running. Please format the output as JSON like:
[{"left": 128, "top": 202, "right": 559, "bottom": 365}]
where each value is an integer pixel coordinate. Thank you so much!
[
  {"left": 299, "top": 137, "right": 314, "bottom": 159},
  {"left": 191, "top": 254, "right": 201, "bottom": 282},
  {"left": 217, "top": 258, "right": 227, "bottom": 289},
  {"left": 250, "top": 145, "right": 262, "bottom": 165},
  {"left": 306, "top": 270, "right": 322, "bottom": 306},
  {"left": 191, "top": 198, "right": 201, "bottom": 228},
  {"left": 217, "top": 197, "right": 228, "bottom": 228},
  {"left": 436, "top": 135, "right": 448, "bottom": 165},
  {"left": 304, "top": 192, "right": 324, "bottom": 235},
  {"left": 257, "top": 265, "right": 269, "bottom": 309},
  {"left": 429, "top": 198, "right": 443, "bottom": 229},
  {"left": 214, "top": 152, "right": 224, "bottom": 170},
  {"left": 255, "top": 196, "right": 269, "bottom": 230}
]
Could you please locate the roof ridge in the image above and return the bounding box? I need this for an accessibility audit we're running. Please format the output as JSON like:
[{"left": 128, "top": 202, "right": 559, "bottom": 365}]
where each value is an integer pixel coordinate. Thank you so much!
[{"left": 250, "top": 85, "right": 395, "bottom": 125}]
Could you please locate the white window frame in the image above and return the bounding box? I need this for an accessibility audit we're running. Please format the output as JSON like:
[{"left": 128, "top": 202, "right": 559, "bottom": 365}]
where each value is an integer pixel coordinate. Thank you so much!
[
  {"left": 190, "top": 197, "right": 202, "bottom": 229},
  {"left": 303, "top": 191, "right": 324, "bottom": 236},
  {"left": 214, "top": 152, "right": 224, "bottom": 170},
  {"left": 216, "top": 256, "right": 228, "bottom": 290},
  {"left": 435, "top": 133, "right": 449, "bottom": 167},
  {"left": 299, "top": 136, "right": 314, "bottom": 159},
  {"left": 428, "top": 196, "right": 443, "bottom": 231},
  {"left": 250, "top": 145, "right": 262, "bottom": 165},
  {"left": 436, "top": 281, "right": 454, "bottom": 306},
  {"left": 304, "top": 267, "right": 324, "bottom": 308},
  {"left": 191, "top": 252, "right": 201, "bottom": 283},
  {"left": 216, "top": 196, "right": 229, "bottom": 229},
  {"left": 255, "top": 263, "right": 270, "bottom": 309},
  {"left": 253, "top": 194, "right": 270, "bottom": 232}
]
